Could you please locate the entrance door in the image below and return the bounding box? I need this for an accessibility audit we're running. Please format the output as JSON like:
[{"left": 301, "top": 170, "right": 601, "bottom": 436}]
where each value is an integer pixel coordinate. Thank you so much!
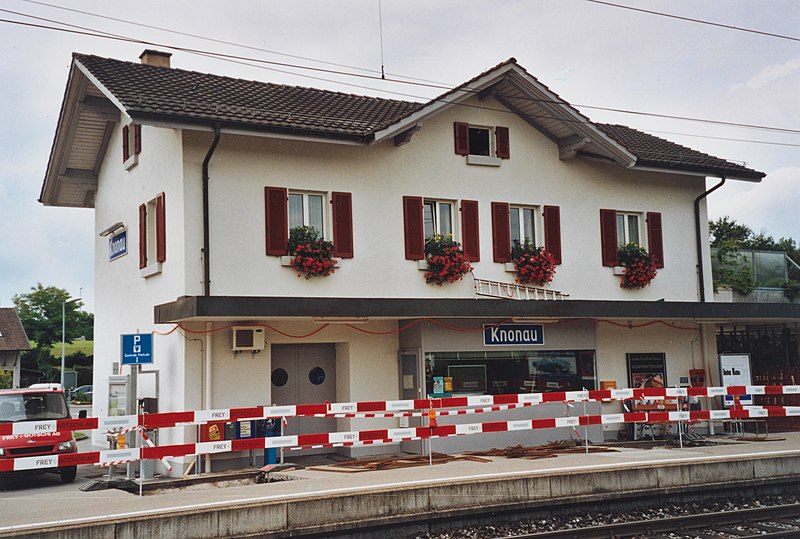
[
  {"left": 271, "top": 344, "right": 336, "bottom": 450},
  {"left": 399, "top": 349, "right": 424, "bottom": 454}
]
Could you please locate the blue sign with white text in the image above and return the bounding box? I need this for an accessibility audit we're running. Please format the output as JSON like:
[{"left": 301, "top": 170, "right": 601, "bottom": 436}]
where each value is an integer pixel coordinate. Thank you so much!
[
  {"left": 121, "top": 333, "right": 153, "bottom": 365},
  {"left": 109, "top": 231, "right": 127, "bottom": 261},
  {"left": 483, "top": 324, "right": 544, "bottom": 346}
]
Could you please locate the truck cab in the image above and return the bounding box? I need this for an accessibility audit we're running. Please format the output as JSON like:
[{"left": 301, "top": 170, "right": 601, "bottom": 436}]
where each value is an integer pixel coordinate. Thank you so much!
[{"left": 0, "top": 387, "right": 78, "bottom": 483}]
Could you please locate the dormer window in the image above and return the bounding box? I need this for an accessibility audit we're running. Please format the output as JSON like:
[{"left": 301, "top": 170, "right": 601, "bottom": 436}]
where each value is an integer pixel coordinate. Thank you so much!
[{"left": 454, "top": 122, "right": 509, "bottom": 166}]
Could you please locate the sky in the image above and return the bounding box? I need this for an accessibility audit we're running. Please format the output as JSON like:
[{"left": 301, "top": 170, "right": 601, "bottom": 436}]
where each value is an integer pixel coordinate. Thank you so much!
[{"left": 0, "top": 0, "right": 798, "bottom": 313}]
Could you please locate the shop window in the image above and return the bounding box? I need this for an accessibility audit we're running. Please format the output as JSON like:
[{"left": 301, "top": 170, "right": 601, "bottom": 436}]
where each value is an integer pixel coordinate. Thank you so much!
[{"left": 425, "top": 350, "right": 596, "bottom": 396}]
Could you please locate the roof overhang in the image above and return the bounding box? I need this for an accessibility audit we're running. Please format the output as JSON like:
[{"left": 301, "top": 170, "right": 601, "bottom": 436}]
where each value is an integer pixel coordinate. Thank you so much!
[
  {"left": 372, "top": 61, "right": 637, "bottom": 168},
  {"left": 155, "top": 296, "right": 800, "bottom": 326},
  {"left": 40, "top": 61, "right": 120, "bottom": 208}
]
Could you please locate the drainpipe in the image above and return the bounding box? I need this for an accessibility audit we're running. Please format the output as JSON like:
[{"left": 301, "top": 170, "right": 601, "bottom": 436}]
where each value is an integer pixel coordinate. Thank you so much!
[
  {"left": 201, "top": 126, "right": 220, "bottom": 473},
  {"left": 694, "top": 175, "right": 726, "bottom": 302},
  {"left": 202, "top": 126, "right": 221, "bottom": 296}
]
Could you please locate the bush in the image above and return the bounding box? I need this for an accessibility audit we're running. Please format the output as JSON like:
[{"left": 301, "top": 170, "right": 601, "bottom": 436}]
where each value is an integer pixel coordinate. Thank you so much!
[{"left": 783, "top": 280, "right": 800, "bottom": 302}]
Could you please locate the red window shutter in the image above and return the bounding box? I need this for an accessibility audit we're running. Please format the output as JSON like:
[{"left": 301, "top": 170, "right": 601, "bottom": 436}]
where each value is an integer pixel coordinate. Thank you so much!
[
  {"left": 332, "top": 191, "right": 354, "bottom": 259},
  {"left": 495, "top": 126, "right": 510, "bottom": 159},
  {"left": 403, "top": 196, "right": 424, "bottom": 260},
  {"left": 264, "top": 187, "right": 288, "bottom": 256},
  {"left": 600, "top": 209, "right": 618, "bottom": 267},
  {"left": 647, "top": 212, "right": 664, "bottom": 268},
  {"left": 138, "top": 203, "right": 147, "bottom": 269},
  {"left": 133, "top": 123, "right": 142, "bottom": 155},
  {"left": 454, "top": 122, "right": 469, "bottom": 156},
  {"left": 543, "top": 205, "right": 562, "bottom": 265},
  {"left": 155, "top": 192, "right": 166, "bottom": 263},
  {"left": 491, "top": 202, "right": 511, "bottom": 263},
  {"left": 122, "top": 125, "right": 130, "bottom": 162},
  {"left": 460, "top": 200, "right": 480, "bottom": 262}
]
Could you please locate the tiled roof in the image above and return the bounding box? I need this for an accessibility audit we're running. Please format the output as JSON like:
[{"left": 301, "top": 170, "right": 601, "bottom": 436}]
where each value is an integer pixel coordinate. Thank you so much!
[
  {"left": 75, "top": 54, "right": 422, "bottom": 140},
  {"left": 596, "top": 123, "right": 765, "bottom": 180},
  {"left": 0, "top": 308, "right": 31, "bottom": 352},
  {"left": 74, "top": 53, "right": 764, "bottom": 179}
]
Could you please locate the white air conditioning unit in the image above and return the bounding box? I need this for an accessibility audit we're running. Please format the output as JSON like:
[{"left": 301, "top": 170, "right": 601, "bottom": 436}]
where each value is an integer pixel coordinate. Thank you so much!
[{"left": 231, "top": 326, "right": 265, "bottom": 351}]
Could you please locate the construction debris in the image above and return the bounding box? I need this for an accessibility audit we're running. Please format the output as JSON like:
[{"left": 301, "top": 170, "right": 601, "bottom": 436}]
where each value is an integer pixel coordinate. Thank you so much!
[
  {"left": 307, "top": 453, "right": 490, "bottom": 473},
  {"left": 465, "top": 441, "right": 618, "bottom": 459}
]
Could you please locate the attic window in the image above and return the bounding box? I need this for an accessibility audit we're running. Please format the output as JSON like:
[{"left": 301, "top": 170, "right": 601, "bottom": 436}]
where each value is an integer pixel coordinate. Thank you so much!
[
  {"left": 454, "top": 122, "right": 509, "bottom": 166},
  {"left": 122, "top": 123, "right": 141, "bottom": 170}
]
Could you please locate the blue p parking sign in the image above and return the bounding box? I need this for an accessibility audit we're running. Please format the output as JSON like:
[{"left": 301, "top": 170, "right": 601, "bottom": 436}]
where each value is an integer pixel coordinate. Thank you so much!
[{"left": 121, "top": 333, "right": 153, "bottom": 365}]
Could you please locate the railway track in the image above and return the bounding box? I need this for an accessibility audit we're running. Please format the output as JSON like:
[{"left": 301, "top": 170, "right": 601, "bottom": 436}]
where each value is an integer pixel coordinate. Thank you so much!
[{"left": 495, "top": 502, "right": 800, "bottom": 538}]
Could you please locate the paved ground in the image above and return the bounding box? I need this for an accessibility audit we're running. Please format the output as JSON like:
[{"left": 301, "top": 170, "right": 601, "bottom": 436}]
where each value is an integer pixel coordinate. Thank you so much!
[{"left": 1, "top": 431, "right": 799, "bottom": 535}]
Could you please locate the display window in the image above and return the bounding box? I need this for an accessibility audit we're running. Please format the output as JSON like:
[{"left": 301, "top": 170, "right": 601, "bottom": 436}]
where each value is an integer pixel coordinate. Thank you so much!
[{"left": 425, "top": 350, "right": 596, "bottom": 396}]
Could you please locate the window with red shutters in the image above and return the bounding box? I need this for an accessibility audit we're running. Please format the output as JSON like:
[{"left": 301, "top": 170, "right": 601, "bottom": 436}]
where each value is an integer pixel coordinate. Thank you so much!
[
  {"left": 155, "top": 192, "right": 166, "bottom": 263},
  {"left": 454, "top": 122, "right": 469, "bottom": 155},
  {"left": 265, "top": 186, "right": 289, "bottom": 256},
  {"left": 460, "top": 200, "right": 480, "bottom": 262},
  {"left": 138, "top": 203, "right": 147, "bottom": 269},
  {"left": 600, "top": 209, "right": 618, "bottom": 267},
  {"left": 647, "top": 212, "right": 664, "bottom": 268},
  {"left": 543, "top": 205, "right": 562, "bottom": 265},
  {"left": 332, "top": 191, "right": 354, "bottom": 258},
  {"left": 495, "top": 126, "right": 510, "bottom": 159},
  {"left": 123, "top": 125, "right": 130, "bottom": 162},
  {"left": 491, "top": 202, "right": 511, "bottom": 263},
  {"left": 134, "top": 123, "right": 142, "bottom": 156},
  {"left": 403, "top": 196, "right": 425, "bottom": 260}
]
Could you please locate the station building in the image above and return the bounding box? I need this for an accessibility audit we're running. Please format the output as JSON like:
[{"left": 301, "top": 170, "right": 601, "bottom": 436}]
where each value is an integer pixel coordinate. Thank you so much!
[{"left": 40, "top": 50, "right": 800, "bottom": 473}]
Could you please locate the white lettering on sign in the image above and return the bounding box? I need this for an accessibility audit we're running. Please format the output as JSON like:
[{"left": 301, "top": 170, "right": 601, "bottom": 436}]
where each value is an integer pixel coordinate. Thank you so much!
[
  {"left": 467, "top": 396, "right": 493, "bottom": 406},
  {"left": 508, "top": 420, "right": 531, "bottom": 431},
  {"left": 387, "top": 428, "right": 415, "bottom": 439},
  {"left": 517, "top": 393, "right": 543, "bottom": 404},
  {"left": 329, "top": 403, "right": 356, "bottom": 413},
  {"left": 555, "top": 417, "right": 579, "bottom": 427},
  {"left": 387, "top": 400, "right": 414, "bottom": 410},
  {"left": 330, "top": 432, "right": 360, "bottom": 443},
  {"left": 109, "top": 232, "right": 127, "bottom": 261},
  {"left": 196, "top": 409, "right": 230, "bottom": 422},
  {"left": 488, "top": 327, "right": 542, "bottom": 345},
  {"left": 14, "top": 421, "right": 57, "bottom": 435}
]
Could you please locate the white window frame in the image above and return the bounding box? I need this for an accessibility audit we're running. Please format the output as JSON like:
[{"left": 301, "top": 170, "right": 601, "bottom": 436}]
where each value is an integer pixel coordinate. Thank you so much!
[
  {"left": 423, "top": 199, "right": 455, "bottom": 240},
  {"left": 509, "top": 204, "right": 540, "bottom": 248},
  {"left": 466, "top": 125, "right": 501, "bottom": 167},
  {"left": 616, "top": 211, "right": 643, "bottom": 247},
  {"left": 288, "top": 190, "right": 327, "bottom": 238},
  {"left": 140, "top": 196, "right": 161, "bottom": 278}
]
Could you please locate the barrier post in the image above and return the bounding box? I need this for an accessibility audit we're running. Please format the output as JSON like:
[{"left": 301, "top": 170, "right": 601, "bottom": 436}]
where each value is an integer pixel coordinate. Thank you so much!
[
  {"left": 676, "top": 390, "right": 683, "bottom": 449},
  {"left": 582, "top": 390, "right": 589, "bottom": 454}
]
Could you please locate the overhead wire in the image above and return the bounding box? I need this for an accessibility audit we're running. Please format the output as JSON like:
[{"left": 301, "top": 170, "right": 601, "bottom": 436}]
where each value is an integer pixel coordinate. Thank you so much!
[{"left": 2, "top": 9, "right": 799, "bottom": 145}]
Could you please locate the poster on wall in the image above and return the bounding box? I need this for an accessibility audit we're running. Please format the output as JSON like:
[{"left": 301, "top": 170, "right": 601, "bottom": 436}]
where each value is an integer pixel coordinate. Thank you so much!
[
  {"left": 720, "top": 353, "right": 753, "bottom": 406},
  {"left": 627, "top": 353, "right": 667, "bottom": 389}
]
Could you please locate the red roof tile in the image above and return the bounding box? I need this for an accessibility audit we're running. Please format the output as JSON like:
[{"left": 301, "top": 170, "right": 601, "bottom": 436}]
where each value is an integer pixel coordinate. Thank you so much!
[{"left": 0, "top": 308, "right": 31, "bottom": 352}]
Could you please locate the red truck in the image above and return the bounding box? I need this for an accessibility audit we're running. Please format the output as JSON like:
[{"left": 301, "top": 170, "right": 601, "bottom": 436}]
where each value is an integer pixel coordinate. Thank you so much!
[{"left": 0, "top": 387, "right": 78, "bottom": 483}]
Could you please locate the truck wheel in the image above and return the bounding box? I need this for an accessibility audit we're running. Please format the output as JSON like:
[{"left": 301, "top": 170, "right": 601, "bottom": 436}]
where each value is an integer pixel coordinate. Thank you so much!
[{"left": 60, "top": 466, "right": 77, "bottom": 483}]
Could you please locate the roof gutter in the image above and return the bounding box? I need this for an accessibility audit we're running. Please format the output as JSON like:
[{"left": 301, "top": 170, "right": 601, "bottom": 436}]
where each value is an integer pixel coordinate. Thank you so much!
[
  {"left": 202, "top": 125, "right": 221, "bottom": 297},
  {"left": 695, "top": 175, "right": 726, "bottom": 303}
]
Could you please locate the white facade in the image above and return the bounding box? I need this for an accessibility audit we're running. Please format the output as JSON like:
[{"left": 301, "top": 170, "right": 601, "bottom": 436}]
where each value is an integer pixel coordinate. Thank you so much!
[{"left": 42, "top": 53, "right": 779, "bottom": 473}]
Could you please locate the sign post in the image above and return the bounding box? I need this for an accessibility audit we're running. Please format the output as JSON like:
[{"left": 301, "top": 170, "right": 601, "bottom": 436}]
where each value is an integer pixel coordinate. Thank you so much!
[{"left": 120, "top": 334, "right": 154, "bottom": 480}]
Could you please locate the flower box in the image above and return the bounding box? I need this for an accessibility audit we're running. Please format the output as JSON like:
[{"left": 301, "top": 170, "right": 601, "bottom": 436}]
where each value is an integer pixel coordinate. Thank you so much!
[{"left": 282, "top": 256, "right": 339, "bottom": 268}]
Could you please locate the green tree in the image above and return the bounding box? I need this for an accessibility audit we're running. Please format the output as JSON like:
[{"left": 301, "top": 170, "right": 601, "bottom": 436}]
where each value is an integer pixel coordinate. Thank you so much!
[
  {"left": 0, "top": 370, "right": 11, "bottom": 389},
  {"left": 709, "top": 216, "right": 752, "bottom": 248},
  {"left": 12, "top": 284, "right": 85, "bottom": 349}
]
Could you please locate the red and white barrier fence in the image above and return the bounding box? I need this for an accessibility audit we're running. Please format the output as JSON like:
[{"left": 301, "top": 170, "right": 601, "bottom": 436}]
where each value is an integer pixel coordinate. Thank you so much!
[
  {"left": 2, "top": 385, "right": 799, "bottom": 438},
  {"left": 2, "top": 404, "right": 799, "bottom": 473}
]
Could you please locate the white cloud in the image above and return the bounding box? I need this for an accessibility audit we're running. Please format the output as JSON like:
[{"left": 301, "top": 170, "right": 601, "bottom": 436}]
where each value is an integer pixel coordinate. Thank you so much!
[{"left": 732, "top": 57, "right": 800, "bottom": 91}]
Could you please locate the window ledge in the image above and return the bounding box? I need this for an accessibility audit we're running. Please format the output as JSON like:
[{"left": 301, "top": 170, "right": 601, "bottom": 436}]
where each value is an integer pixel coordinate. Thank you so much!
[
  {"left": 504, "top": 262, "right": 516, "bottom": 272},
  {"left": 613, "top": 266, "right": 625, "bottom": 276},
  {"left": 466, "top": 155, "right": 502, "bottom": 167},
  {"left": 124, "top": 154, "right": 138, "bottom": 171},
  {"left": 281, "top": 255, "right": 340, "bottom": 267},
  {"left": 140, "top": 262, "right": 162, "bottom": 278},
  {"left": 417, "top": 260, "right": 428, "bottom": 270}
]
